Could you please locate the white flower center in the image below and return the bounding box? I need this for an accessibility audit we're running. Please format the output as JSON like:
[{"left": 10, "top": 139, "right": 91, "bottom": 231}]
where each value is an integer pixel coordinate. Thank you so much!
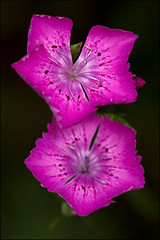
[
  {"left": 66, "top": 68, "right": 78, "bottom": 80},
  {"left": 79, "top": 156, "right": 90, "bottom": 173},
  {"left": 48, "top": 46, "right": 103, "bottom": 97},
  {"left": 68, "top": 145, "right": 100, "bottom": 176}
]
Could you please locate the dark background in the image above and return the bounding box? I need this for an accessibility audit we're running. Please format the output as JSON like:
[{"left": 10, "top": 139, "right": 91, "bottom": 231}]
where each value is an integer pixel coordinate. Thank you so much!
[{"left": 1, "top": 0, "right": 159, "bottom": 239}]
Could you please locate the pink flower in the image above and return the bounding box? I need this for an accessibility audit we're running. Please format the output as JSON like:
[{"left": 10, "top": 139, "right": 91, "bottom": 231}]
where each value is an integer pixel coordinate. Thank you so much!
[
  {"left": 12, "top": 14, "right": 140, "bottom": 128},
  {"left": 25, "top": 113, "right": 145, "bottom": 216}
]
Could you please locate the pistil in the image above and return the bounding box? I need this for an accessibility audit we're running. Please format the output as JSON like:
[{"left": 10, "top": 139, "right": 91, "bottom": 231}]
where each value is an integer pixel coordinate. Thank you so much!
[{"left": 80, "top": 156, "right": 90, "bottom": 174}]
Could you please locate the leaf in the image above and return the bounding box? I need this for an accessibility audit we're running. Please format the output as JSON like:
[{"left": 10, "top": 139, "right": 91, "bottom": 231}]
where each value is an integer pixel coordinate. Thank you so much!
[
  {"left": 105, "top": 113, "right": 135, "bottom": 130},
  {"left": 64, "top": 174, "right": 77, "bottom": 185},
  {"left": 81, "top": 84, "right": 90, "bottom": 102},
  {"left": 70, "top": 42, "right": 83, "bottom": 63},
  {"left": 89, "top": 125, "right": 100, "bottom": 150},
  {"left": 107, "top": 113, "right": 132, "bottom": 127}
]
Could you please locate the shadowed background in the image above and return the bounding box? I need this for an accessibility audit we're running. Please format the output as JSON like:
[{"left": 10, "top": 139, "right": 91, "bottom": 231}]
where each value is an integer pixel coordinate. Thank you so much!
[{"left": 1, "top": 0, "right": 159, "bottom": 239}]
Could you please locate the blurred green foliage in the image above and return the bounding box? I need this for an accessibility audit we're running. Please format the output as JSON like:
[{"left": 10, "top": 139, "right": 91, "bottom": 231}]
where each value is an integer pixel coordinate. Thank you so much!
[{"left": 1, "top": 0, "right": 159, "bottom": 239}]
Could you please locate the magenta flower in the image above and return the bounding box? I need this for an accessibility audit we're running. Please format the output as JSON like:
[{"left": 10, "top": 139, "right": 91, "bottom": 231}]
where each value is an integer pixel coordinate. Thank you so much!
[
  {"left": 11, "top": 14, "right": 143, "bottom": 128},
  {"left": 25, "top": 113, "right": 145, "bottom": 216}
]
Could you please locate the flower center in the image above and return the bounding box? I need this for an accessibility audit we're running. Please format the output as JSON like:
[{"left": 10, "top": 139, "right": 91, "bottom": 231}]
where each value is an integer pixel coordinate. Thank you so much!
[
  {"left": 68, "top": 144, "right": 108, "bottom": 184},
  {"left": 48, "top": 46, "right": 102, "bottom": 98},
  {"left": 70, "top": 146, "right": 100, "bottom": 176},
  {"left": 66, "top": 68, "right": 77, "bottom": 80},
  {"left": 80, "top": 156, "right": 90, "bottom": 174}
]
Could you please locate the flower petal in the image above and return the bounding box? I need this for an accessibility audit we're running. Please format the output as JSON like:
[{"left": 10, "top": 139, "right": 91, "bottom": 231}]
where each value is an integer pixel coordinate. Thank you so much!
[
  {"left": 27, "top": 14, "right": 73, "bottom": 59},
  {"left": 79, "top": 26, "right": 138, "bottom": 74},
  {"left": 76, "top": 26, "right": 138, "bottom": 105},
  {"left": 25, "top": 130, "right": 75, "bottom": 192},
  {"left": 85, "top": 67, "right": 137, "bottom": 106},
  {"left": 93, "top": 117, "right": 145, "bottom": 200},
  {"left": 25, "top": 114, "right": 101, "bottom": 195},
  {"left": 11, "top": 44, "right": 97, "bottom": 128},
  {"left": 49, "top": 90, "right": 97, "bottom": 128},
  {"left": 11, "top": 45, "right": 56, "bottom": 92},
  {"left": 57, "top": 175, "right": 113, "bottom": 216},
  {"left": 50, "top": 113, "right": 101, "bottom": 150}
]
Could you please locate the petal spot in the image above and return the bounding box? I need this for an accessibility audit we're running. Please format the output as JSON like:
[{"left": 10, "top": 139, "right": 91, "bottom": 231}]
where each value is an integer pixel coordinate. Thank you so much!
[{"left": 66, "top": 95, "right": 70, "bottom": 100}]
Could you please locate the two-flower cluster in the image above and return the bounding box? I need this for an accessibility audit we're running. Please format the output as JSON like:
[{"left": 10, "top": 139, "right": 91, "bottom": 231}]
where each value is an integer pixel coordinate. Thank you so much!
[{"left": 12, "top": 15, "right": 145, "bottom": 216}]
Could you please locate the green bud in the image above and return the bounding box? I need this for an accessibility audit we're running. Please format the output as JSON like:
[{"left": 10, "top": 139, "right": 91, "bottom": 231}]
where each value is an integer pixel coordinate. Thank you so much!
[
  {"left": 61, "top": 201, "right": 77, "bottom": 217},
  {"left": 70, "top": 42, "right": 83, "bottom": 63}
]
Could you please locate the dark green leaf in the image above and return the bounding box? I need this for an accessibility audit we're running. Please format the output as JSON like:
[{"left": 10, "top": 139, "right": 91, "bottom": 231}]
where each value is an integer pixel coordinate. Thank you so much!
[
  {"left": 89, "top": 125, "right": 100, "bottom": 150},
  {"left": 81, "top": 84, "right": 90, "bottom": 102},
  {"left": 70, "top": 42, "right": 83, "bottom": 63},
  {"left": 64, "top": 175, "right": 77, "bottom": 185}
]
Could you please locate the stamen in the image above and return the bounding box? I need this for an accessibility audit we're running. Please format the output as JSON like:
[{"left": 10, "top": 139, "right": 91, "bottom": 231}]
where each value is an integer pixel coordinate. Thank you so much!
[
  {"left": 74, "top": 49, "right": 94, "bottom": 71},
  {"left": 56, "top": 50, "right": 72, "bottom": 65},
  {"left": 81, "top": 82, "right": 102, "bottom": 92},
  {"left": 79, "top": 74, "right": 101, "bottom": 85},
  {"left": 47, "top": 56, "right": 62, "bottom": 67},
  {"left": 86, "top": 75, "right": 101, "bottom": 83},
  {"left": 56, "top": 50, "right": 68, "bottom": 58},
  {"left": 68, "top": 80, "right": 74, "bottom": 98},
  {"left": 94, "top": 177, "right": 106, "bottom": 184},
  {"left": 72, "top": 165, "right": 77, "bottom": 172},
  {"left": 75, "top": 59, "right": 88, "bottom": 71},
  {"left": 80, "top": 157, "right": 90, "bottom": 173},
  {"left": 86, "top": 48, "right": 92, "bottom": 57},
  {"left": 67, "top": 144, "right": 75, "bottom": 150},
  {"left": 84, "top": 156, "right": 89, "bottom": 164},
  {"left": 101, "top": 156, "right": 110, "bottom": 159},
  {"left": 84, "top": 45, "right": 93, "bottom": 50}
]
